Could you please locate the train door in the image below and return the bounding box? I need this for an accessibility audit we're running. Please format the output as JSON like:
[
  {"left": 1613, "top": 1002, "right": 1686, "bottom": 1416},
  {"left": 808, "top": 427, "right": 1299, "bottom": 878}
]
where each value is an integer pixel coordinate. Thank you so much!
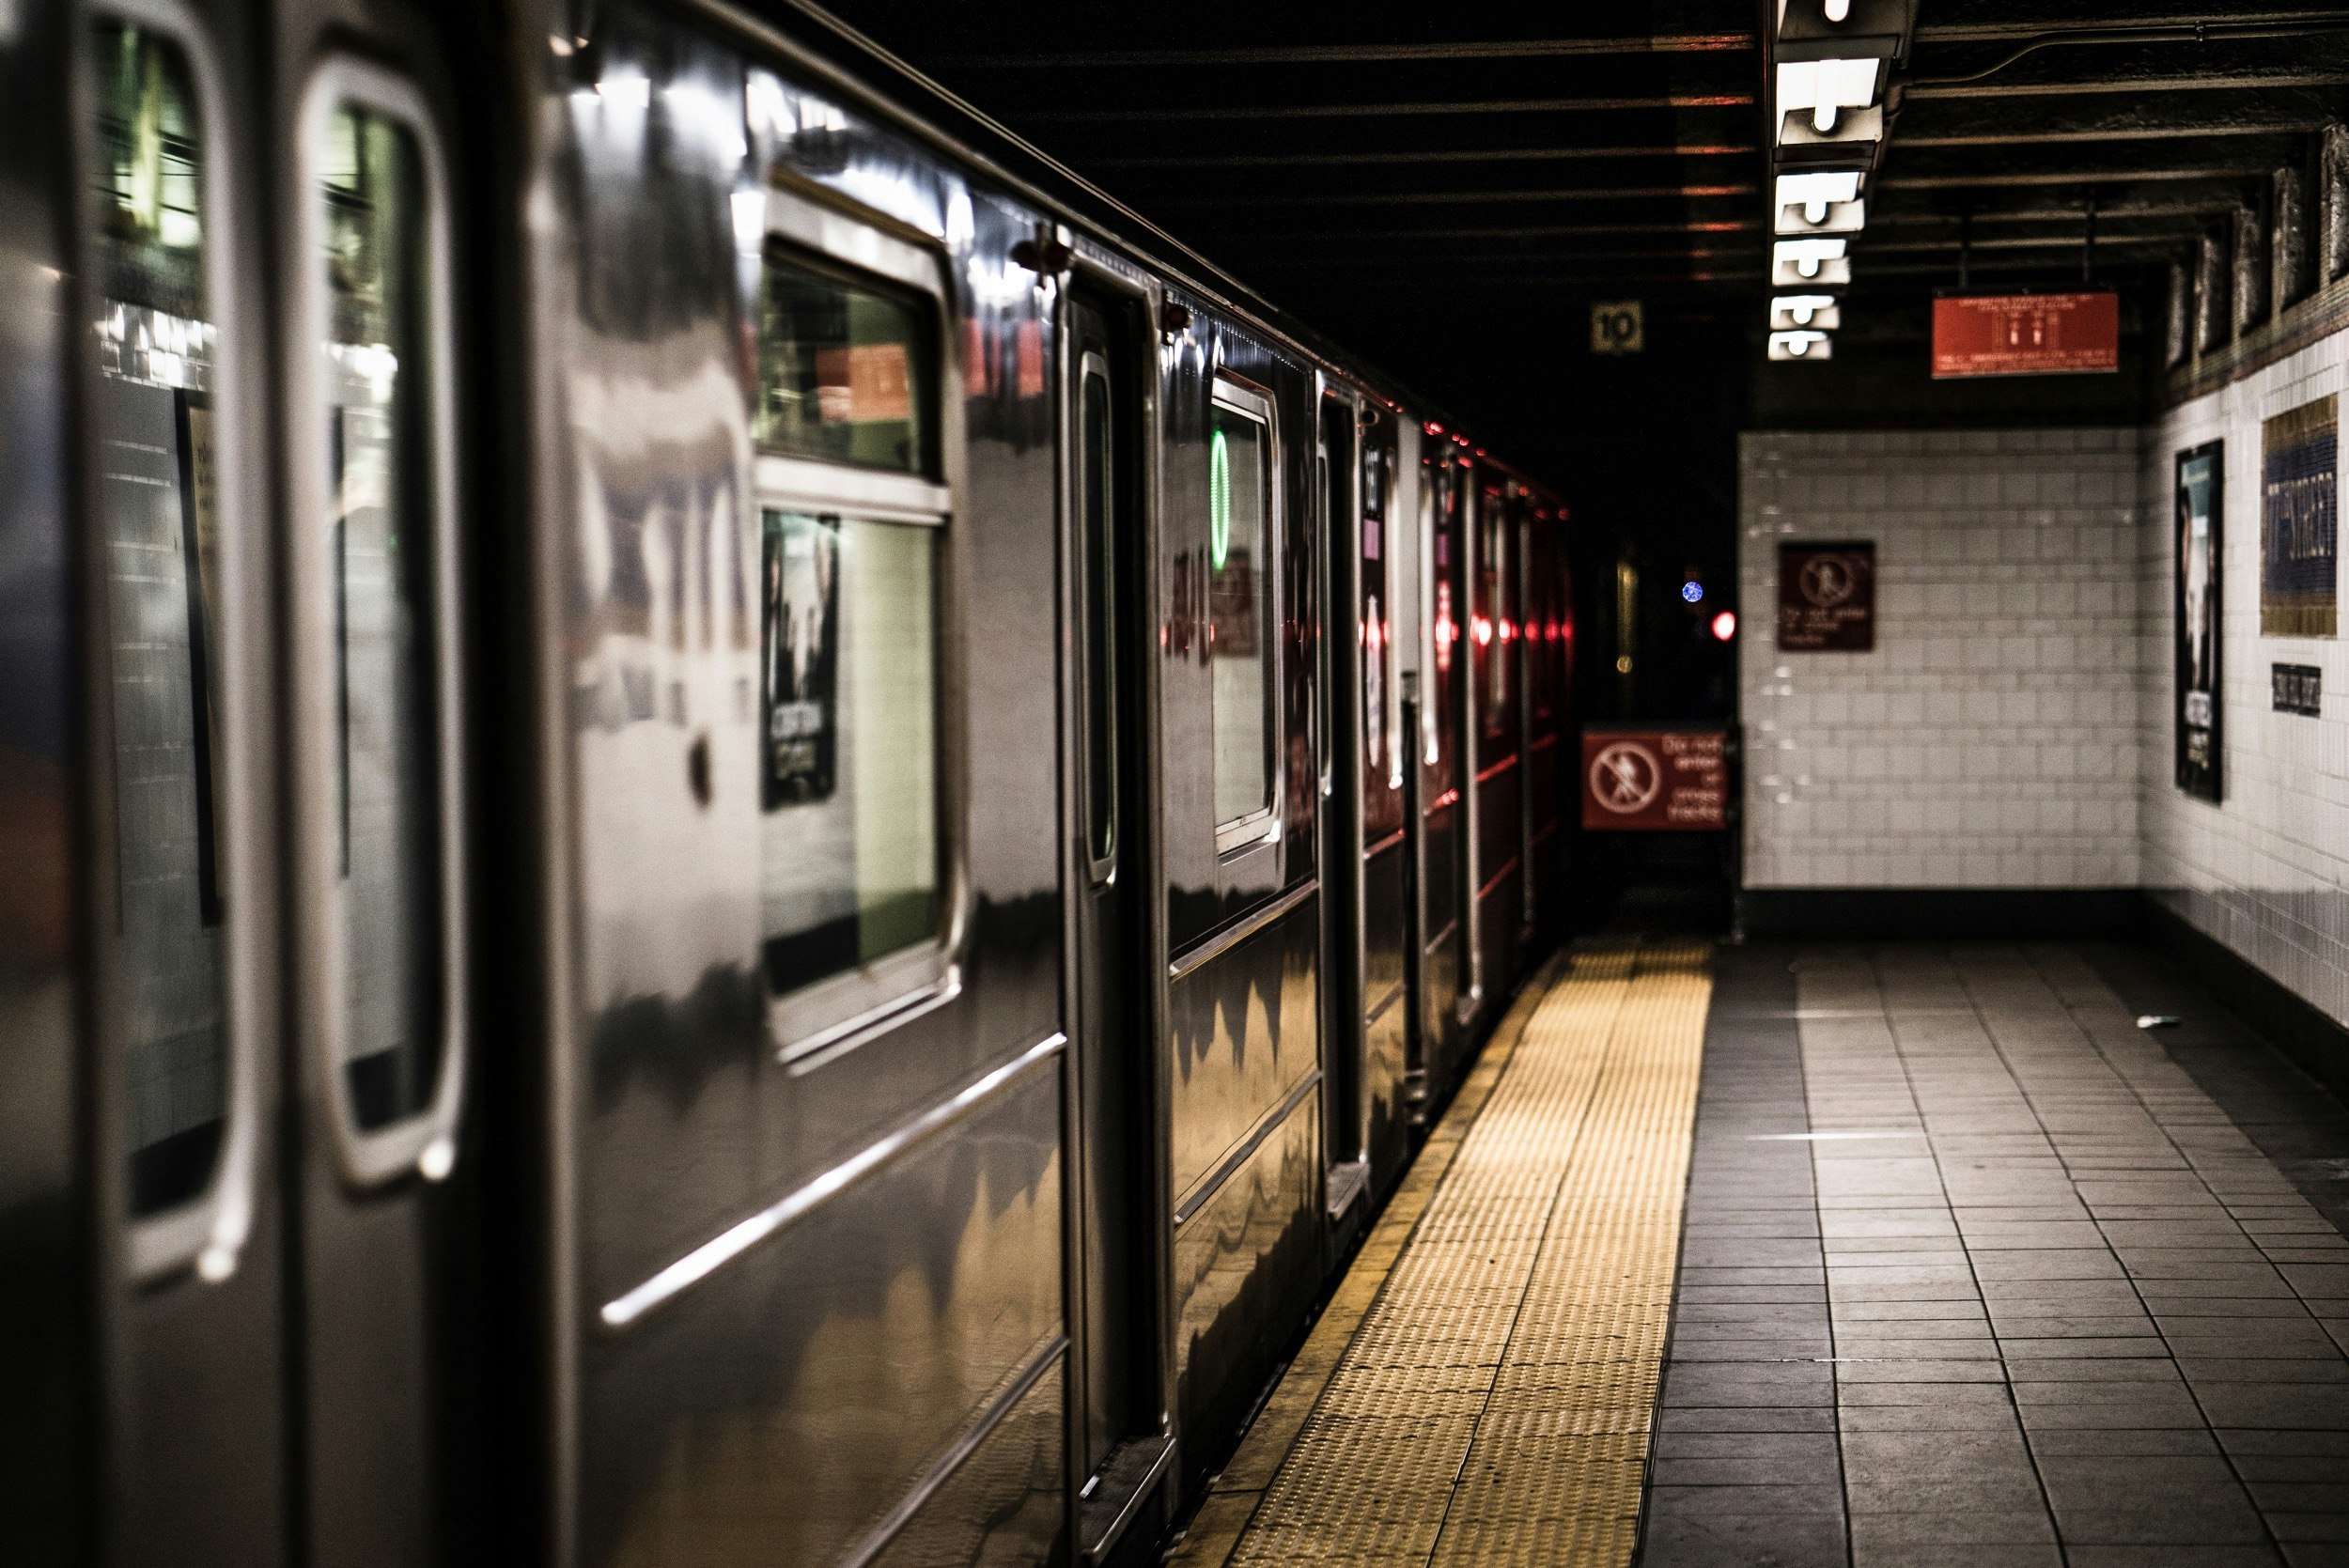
[
  {"left": 1470, "top": 474, "right": 1522, "bottom": 998},
  {"left": 271, "top": 5, "right": 477, "bottom": 1564},
  {"left": 1413, "top": 446, "right": 1466, "bottom": 1100},
  {"left": 1065, "top": 284, "right": 1173, "bottom": 1558},
  {"left": 1316, "top": 389, "right": 1367, "bottom": 1219},
  {"left": 1519, "top": 498, "right": 1541, "bottom": 934},
  {"left": 1354, "top": 411, "right": 1409, "bottom": 1187},
  {"left": 71, "top": 4, "right": 291, "bottom": 1562}
]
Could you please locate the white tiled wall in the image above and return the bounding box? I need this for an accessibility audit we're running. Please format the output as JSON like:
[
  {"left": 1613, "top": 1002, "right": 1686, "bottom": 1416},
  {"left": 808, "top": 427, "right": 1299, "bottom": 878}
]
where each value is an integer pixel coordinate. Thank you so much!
[
  {"left": 2143, "top": 345, "right": 2349, "bottom": 1028},
  {"left": 1738, "top": 428, "right": 2143, "bottom": 891}
]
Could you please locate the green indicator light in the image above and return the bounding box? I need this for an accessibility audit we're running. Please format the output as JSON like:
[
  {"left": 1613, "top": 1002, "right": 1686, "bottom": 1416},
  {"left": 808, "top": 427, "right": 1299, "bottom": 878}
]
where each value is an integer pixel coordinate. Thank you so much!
[{"left": 1209, "top": 427, "right": 1232, "bottom": 569}]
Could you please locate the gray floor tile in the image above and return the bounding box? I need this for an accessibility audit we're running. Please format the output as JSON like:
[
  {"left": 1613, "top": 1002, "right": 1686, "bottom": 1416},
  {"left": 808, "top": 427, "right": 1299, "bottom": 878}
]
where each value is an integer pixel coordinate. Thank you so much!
[
  {"left": 2065, "top": 1547, "right": 2285, "bottom": 1566},
  {"left": 2004, "top": 1358, "right": 2186, "bottom": 1383},
  {"left": 2025, "top": 1427, "right": 2220, "bottom": 1456},
  {"left": 1647, "top": 1483, "right": 1844, "bottom": 1517},
  {"left": 1651, "top": 1453, "right": 1844, "bottom": 1487},
  {"left": 1638, "top": 1510, "right": 1848, "bottom": 1568},
  {"left": 2190, "top": 1384, "right": 2349, "bottom": 1428},
  {"left": 1847, "top": 1508, "right": 2059, "bottom": 1546},
  {"left": 1843, "top": 1477, "right": 2048, "bottom": 1515},
  {"left": 1653, "top": 1432, "right": 1842, "bottom": 1462},
  {"left": 1839, "top": 1402, "right": 2029, "bottom": 1431},
  {"left": 2270, "top": 1514, "right": 2349, "bottom": 1545}
]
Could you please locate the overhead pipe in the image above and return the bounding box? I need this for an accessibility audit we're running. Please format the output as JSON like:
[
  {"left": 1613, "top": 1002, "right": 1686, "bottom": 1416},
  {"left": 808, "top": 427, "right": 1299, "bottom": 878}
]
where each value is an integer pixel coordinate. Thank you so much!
[{"left": 1901, "top": 19, "right": 2349, "bottom": 91}]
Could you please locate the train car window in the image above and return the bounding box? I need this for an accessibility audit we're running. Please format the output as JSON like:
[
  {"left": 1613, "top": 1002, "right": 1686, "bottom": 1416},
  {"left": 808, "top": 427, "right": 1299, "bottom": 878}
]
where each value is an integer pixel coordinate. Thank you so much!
[
  {"left": 753, "top": 245, "right": 950, "bottom": 1054},
  {"left": 1361, "top": 437, "right": 1395, "bottom": 800},
  {"left": 1426, "top": 458, "right": 1458, "bottom": 788},
  {"left": 1208, "top": 380, "right": 1278, "bottom": 844},
  {"left": 90, "top": 18, "right": 230, "bottom": 1217},
  {"left": 1477, "top": 483, "right": 1513, "bottom": 740},
  {"left": 317, "top": 102, "right": 445, "bottom": 1133},
  {"left": 755, "top": 253, "right": 935, "bottom": 477},
  {"left": 1080, "top": 352, "right": 1116, "bottom": 872}
]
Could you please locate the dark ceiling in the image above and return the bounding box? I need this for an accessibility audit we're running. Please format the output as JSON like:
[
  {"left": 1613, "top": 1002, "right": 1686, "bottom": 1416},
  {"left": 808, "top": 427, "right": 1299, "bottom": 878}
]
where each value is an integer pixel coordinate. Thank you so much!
[{"left": 811, "top": 0, "right": 2349, "bottom": 557}]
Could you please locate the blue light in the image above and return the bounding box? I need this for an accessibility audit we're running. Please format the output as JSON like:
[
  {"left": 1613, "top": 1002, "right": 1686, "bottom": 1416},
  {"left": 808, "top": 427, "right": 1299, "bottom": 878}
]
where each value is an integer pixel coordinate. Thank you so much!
[{"left": 1680, "top": 581, "right": 1704, "bottom": 604}]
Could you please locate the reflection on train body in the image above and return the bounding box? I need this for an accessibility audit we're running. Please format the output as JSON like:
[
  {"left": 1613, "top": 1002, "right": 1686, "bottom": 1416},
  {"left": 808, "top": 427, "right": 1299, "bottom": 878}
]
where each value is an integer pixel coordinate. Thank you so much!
[{"left": 8, "top": 2, "right": 1579, "bottom": 1565}]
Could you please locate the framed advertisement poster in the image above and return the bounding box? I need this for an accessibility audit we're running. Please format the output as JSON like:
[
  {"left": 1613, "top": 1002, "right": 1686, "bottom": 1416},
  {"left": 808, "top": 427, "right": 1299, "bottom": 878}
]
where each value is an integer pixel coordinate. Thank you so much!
[
  {"left": 2261, "top": 395, "right": 2336, "bottom": 637},
  {"left": 2175, "top": 442, "right": 2222, "bottom": 801},
  {"left": 761, "top": 509, "right": 841, "bottom": 808}
]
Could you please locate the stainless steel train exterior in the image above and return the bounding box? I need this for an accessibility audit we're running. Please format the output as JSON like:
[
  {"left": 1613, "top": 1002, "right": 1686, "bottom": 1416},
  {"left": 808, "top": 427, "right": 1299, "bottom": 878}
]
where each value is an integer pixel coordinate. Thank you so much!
[{"left": 1, "top": 1, "right": 1579, "bottom": 1564}]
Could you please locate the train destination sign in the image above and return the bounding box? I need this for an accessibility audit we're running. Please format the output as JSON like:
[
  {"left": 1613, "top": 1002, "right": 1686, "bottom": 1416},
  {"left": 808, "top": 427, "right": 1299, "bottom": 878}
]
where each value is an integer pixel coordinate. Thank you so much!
[
  {"left": 1581, "top": 727, "right": 1729, "bottom": 831},
  {"left": 1777, "top": 541, "right": 1875, "bottom": 651},
  {"left": 1931, "top": 291, "right": 2120, "bottom": 378}
]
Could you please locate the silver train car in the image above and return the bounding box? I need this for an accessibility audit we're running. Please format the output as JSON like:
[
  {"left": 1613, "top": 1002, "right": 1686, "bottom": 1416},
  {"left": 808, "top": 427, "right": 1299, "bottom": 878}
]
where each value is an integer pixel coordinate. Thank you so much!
[{"left": 0, "top": 0, "right": 1580, "bottom": 1563}]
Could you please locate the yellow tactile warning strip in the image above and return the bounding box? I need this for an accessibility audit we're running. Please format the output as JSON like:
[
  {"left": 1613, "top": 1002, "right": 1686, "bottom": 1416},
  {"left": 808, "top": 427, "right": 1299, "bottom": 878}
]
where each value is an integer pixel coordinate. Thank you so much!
[{"left": 1171, "top": 938, "right": 1712, "bottom": 1568}]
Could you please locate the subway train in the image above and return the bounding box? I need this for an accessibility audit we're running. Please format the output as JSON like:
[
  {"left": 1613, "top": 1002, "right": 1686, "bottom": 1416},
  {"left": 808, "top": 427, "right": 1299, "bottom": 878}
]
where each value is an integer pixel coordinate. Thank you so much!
[{"left": 0, "top": 0, "right": 1579, "bottom": 1563}]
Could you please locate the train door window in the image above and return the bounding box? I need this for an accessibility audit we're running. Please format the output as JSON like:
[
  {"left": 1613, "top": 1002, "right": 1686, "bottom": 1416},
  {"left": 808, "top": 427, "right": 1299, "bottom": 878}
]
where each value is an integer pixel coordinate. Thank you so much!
[
  {"left": 1080, "top": 351, "right": 1116, "bottom": 874},
  {"left": 1427, "top": 459, "right": 1458, "bottom": 779},
  {"left": 1209, "top": 379, "right": 1279, "bottom": 849},
  {"left": 1361, "top": 433, "right": 1399, "bottom": 810},
  {"left": 751, "top": 210, "right": 954, "bottom": 1058},
  {"left": 1478, "top": 482, "right": 1511, "bottom": 741},
  {"left": 89, "top": 15, "right": 234, "bottom": 1222},
  {"left": 297, "top": 64, "right": 465, "bottom": 1184}
]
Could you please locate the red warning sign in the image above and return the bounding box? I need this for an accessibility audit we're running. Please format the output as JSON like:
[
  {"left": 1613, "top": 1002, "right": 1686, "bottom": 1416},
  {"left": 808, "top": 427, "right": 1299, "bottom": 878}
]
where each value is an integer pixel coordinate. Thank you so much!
[
  {"left": 1932, "top": 291, "right": 2120, "bottom": 379},
  {"left": 1580, "top": 727, "right": 1729, "bottom": 831}
]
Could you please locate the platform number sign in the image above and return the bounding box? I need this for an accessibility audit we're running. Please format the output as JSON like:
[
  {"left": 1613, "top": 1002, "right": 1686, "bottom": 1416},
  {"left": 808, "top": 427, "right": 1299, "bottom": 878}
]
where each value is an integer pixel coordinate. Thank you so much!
[{"left": 1591, "top": 300, "right": 1644, "bottom": 356}]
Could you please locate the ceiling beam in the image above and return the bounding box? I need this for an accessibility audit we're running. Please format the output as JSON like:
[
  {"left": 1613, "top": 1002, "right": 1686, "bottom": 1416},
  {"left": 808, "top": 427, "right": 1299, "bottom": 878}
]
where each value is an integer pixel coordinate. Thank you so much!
[
  {"left": 1148, "top": 183, "right": 1757, "bottom": 209},
  {"left": 1906, "top": 69, "right": 2349, "bottom": 102},
  {"left": 1252, "top": 246, "right": 1765, "bottom": 267},
  {"left": 1080, "top": 144, "right": 1758, "bottom": 170},
  {"left": 1867, "top": 181, "right": 2252, "bottom": 220},
  {"left": 1188, "top": 218, "right": 1762, "bottom": 242},
  {"left": 934, "top": 34, "right": 1758, "bottom": 69},
  {"left": 1861, "top": 232, "right": 2192, "bottom": 254},
  {"left": 1913, "top": 10, "right": 2349, "bottom": 47},
  {"left": 1895, "top": 89, "right": 2338, "bottom": 147},
  {"left": 1007, "top": 93, "right": 1753, "bottom": 124},
  {"left": 1879, "top": 166, "right": 2272, "bottom": 191},
  {"left": 1882, "top": 137, "right": 2304, "bottom": 182}
]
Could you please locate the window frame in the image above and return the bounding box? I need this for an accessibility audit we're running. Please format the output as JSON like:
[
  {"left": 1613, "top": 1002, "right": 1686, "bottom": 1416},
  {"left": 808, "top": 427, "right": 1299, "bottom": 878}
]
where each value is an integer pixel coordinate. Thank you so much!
[
  {"left": 1361, "top": 422, "right": 1403, "bottom": 797},
  {"left": 89, "top": 0, "right": 266, "bottom": 1283},
  {"left": 288, "top": 54, "right": 468, "bottom": 1191},
  {"left": 751, "top": 184, "right": 968, "bottom": 1070},
  {"left": 1206, "top": 374, "right": 1284, "bottom": 859},
  {"left": 1076, "top": 347, "right": 1119, "bottom": 884}
]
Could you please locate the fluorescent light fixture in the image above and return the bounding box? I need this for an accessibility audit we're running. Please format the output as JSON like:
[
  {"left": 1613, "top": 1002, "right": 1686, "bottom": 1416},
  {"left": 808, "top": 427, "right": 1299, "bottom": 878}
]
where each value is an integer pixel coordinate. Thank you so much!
[
  {"left": 1776, "top": 170, "right": 1861, "bottom": 224},
  {"left": 1773, "top": 252, "right": 1851, "bottom": 288},
  {"left": 1778, "top": 102, "right": 1883, "bottom": 157},
  {"left": 1773, "top": 238, "right": 1848, "bottom": 279},
  {"left": 1777, "top": 196, "right": 1865, "bottom": 236},
  {"left": 1769, "top": 331, "right": 1834, "bottom": 361},
  {"left": 1771, "top": 295, "right": 1841, "bottom": 330},
  {"left": 1777, "top": 57, "right": 1880, "bottom": 135}
]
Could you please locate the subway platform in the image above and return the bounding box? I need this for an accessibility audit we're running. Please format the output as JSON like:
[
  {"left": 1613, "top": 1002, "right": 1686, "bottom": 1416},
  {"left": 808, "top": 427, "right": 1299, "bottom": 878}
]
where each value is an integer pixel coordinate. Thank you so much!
[{"left": 1171, "top": 939, "right": 2349, "bottom": 1568}]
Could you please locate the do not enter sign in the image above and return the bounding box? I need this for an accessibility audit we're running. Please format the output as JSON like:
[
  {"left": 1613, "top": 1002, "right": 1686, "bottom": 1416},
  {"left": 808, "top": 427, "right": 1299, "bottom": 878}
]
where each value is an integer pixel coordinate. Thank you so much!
[{"left": 1581, "top": 727, "right": 1729, "bottom": 831}]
